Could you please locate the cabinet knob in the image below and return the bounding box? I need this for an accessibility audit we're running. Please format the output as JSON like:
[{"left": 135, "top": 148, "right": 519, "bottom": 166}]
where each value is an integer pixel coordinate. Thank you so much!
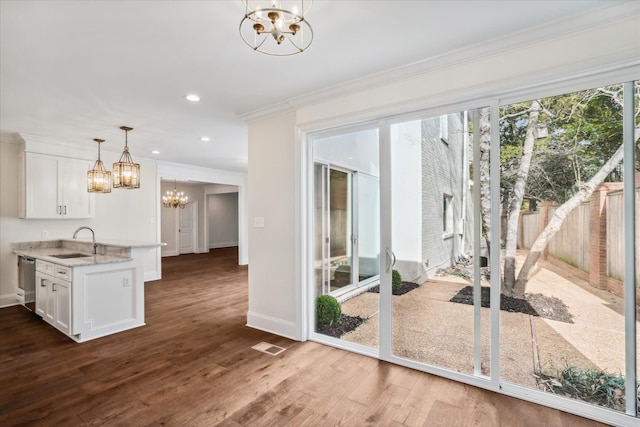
[{"left": 40, "top": 279, "right": 46, "bottom": 287}]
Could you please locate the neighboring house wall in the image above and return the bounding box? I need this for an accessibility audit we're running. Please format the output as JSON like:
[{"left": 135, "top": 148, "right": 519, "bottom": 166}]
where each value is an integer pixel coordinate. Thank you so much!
[{"left": 420, "top": 113, "right": 469, "bottom": 279}]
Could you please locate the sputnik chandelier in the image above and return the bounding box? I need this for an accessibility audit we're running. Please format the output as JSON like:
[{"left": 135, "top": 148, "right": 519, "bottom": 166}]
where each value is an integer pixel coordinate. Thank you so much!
[
  {"left": 239, "top": 0, "right": 313, "bottom": 56},
  {"left": 162, "top": 180, "right": 189, "bottom": 209}
]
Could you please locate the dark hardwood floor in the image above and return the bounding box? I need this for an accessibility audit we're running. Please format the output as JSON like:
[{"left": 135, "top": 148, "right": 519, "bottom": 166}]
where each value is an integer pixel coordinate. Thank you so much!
[{"left": 1, "top": 247, "right": 606, "bottom": 426}]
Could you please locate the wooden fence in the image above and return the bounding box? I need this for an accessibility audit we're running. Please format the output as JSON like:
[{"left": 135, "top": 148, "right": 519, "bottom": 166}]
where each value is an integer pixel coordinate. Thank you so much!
[{"left": 519, "top": 187, "right": 640, "bottom": 289}]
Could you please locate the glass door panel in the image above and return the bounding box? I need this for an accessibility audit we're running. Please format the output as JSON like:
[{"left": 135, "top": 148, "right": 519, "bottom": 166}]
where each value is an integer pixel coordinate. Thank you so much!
[
  {"left": 312, "top": 128, "right": 380, "bottom": 349},
  {"left": 498, "top": 83, "right": 635, "bottom": 414},
  {"left": 388, "top": 108, "right": 491, "bottom": 376},
  {"left": 357, "top": 173, "right": 380, "bottom": 284}
]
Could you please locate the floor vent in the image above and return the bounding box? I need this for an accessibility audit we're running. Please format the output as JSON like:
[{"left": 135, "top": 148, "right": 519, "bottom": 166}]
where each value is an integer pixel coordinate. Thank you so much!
[{"left": 252, "top": 342, "right": 286, "bottom": 356}]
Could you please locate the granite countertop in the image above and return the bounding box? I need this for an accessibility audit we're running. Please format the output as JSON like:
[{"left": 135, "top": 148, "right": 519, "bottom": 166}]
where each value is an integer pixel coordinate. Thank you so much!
[
  {"left": 12, "top": 247, "right": 132, "bottom": 267},
  {"left": 10, "top": 238, "right": 164, "bottom": 268}
]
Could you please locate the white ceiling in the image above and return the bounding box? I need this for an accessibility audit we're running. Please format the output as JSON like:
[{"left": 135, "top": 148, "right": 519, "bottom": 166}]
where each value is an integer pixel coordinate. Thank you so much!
[{"left": 0, "top": 0, "right": 619, "bottom": 172}]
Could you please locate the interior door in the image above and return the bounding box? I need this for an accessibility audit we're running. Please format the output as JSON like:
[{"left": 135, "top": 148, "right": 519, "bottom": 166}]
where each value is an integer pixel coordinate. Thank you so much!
[{"left": 179, "top": 202, "right": 197, "bottom": 254}]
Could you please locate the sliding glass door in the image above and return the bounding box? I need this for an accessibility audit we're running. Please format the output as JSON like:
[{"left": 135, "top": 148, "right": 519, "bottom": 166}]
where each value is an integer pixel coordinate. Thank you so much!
[{"left": 308, "top": 80, "right": 638, "bottom": 424}]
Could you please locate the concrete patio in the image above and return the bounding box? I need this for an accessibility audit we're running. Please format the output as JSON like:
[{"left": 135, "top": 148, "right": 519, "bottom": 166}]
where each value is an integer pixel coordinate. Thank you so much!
[{"left": 338, "top": 252, "right": 638, "bottom": 393}]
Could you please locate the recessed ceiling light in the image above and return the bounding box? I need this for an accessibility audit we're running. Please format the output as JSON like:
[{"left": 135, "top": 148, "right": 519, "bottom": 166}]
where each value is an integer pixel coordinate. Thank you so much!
[
  {"left": 200, "top": 137, "right": 210, "bottom": 142},
  {"left": 152, "top": 150, "right": 160, "bottom": 154},
  {"left": 185, "top": 94, "right": 200, "bottom": 102}
]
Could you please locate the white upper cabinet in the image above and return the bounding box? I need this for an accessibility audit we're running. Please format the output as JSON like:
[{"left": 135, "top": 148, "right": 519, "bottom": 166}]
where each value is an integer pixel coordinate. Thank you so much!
[{"left": 20, "top": 152, "right": 95, "bottom": 219}]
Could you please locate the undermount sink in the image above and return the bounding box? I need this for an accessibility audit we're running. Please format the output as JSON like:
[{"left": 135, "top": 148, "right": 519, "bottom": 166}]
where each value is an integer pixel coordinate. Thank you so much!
[{"left": 49, "top": 253, "right": 92, "bottom": 259}]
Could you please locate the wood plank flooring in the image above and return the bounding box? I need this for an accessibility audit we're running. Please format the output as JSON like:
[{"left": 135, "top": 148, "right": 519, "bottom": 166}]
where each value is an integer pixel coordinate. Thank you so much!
[{"left": 0, "top": 248, "right": 607, "bottom": 426}]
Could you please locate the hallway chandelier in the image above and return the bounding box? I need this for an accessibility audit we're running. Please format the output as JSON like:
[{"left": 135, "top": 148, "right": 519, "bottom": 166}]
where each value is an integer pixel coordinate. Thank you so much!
[
  {"left": 87, "top": 138, "right": 111, "bottom": 193},
  {"left": 239, "top": 0, "right": 313, "bottom": 56},
  {"left": 162, "top": 180, "right": 188, "bottom": 209},
  {"left": 113, "top": 126, "right": 140, "bottom": 189}
]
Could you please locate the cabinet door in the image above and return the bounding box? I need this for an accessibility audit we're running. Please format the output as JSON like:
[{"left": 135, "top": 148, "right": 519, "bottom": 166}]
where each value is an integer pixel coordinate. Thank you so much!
[
  {"left": 61, "top": 157, "right": 94, "bottom": 218},
  {"left": 43, "top": 278, "right": 55, "bottom": 325},
  {"left": 24, "top": 153, "right": 61, "bottom": 218},
  {"left": 54, "top": 280, "right": 71, "bottom": 335},
  {"left": 35, "top": 272, "right": 48, "bottom": 317}
]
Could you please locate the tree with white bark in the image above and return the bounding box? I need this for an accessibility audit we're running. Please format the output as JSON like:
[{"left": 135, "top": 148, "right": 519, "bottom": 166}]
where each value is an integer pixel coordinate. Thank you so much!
[{"left": 481, "top": 84, "right": 638, "bottom": 299}]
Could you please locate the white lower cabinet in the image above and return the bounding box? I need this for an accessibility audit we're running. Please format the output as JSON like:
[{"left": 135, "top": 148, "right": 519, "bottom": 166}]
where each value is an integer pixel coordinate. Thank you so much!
[
  {"left": 34, "top": 258, "right": 144, "bottom": 342},
  {"left": 35, "top": 269, "right": 71, "bottom": 336}
]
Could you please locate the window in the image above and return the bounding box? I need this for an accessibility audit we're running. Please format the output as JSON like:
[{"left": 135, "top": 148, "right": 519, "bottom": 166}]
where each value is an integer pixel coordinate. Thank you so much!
[
  {"left": 443, "top": 194, "right": 453, "bottom": 236},
  {"left": 439, "top": 114, "right": 449, "bottom": 144}
]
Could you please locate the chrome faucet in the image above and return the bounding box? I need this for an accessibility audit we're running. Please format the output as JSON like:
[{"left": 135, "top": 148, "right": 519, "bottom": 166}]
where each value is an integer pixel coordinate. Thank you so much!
[{"left": 73, "top": 226, "right": 97, "bottom": 254}]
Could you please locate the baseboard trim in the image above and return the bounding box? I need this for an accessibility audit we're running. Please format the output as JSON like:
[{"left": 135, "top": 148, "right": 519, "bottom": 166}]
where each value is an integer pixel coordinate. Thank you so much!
[
  {"left": 144, "top": 271, "right": 161, "bottom": 282},
  {"left": 161, "top": 249, "right": 179, "bottom": 257},
  {"left": 246, "top": 311, "right": 300, "bottom": 341},
  {"left": 0, "top": 293, "right": 19, "bottom": 309},
  {"left": 209, "top": 242, "right": 239, "bottom": 249}
]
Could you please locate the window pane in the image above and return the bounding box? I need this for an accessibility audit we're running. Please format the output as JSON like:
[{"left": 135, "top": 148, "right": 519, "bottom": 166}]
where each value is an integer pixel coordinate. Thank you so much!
[{"left": 499, "top": 84, "right": 632, "bottom": 413}]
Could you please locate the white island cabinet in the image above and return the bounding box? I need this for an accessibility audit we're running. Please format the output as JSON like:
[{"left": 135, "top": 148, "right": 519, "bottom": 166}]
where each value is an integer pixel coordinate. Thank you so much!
[{"left": 13, "top": 239, "right": 162, "bottom": 342}]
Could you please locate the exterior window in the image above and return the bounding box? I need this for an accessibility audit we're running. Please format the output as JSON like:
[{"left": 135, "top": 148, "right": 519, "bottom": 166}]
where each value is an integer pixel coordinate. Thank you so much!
[
  {"left": 439, "top": 114, "right": 449, "bottom": 144},
  {"left": 443, "top": 194, "right": 453, "bottom": 235}
]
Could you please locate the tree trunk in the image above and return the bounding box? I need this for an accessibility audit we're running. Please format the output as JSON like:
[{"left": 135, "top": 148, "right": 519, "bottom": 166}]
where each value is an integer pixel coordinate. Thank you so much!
[
  {"left": 503, "top": 101, "right": 540, "bottom": 296},
  {"left": 479, "top": 107, "right": 491, "bottom": 257},
  {"left": 512, "top": 142, "right": 625, "bottom": 297}
]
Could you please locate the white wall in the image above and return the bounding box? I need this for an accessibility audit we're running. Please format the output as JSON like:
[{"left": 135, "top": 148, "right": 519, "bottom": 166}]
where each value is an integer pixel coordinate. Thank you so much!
[
  {"left": 390, "top": 121, "right": 422, "bottom": 277},
  {"left": 247, "top": 110, "right": 298, "bottom": 339},
  {"left": 246, "top": 10, "right": 640, "bottom": 340},
  {"left": 208, "top": 192, "right": 239, "bottom": 248}
]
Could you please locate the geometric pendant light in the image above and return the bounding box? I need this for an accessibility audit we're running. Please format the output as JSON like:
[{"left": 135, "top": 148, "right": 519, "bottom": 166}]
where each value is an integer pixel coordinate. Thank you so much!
[
  {"left": 87, "top": 138, "right": 111, "bottom": 193},
  {"left": 112, "top": 125, "right": 140, "bottom": 189}
]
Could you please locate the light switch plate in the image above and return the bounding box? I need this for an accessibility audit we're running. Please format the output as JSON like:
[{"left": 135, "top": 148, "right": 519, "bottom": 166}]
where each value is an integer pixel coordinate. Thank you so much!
[{"left": 254, "top": 217, "right": 265, "bottom": 228}]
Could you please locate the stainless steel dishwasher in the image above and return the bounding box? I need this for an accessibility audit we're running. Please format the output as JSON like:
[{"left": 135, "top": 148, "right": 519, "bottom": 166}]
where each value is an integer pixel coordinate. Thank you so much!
[{"left": 17, "top": 256, "right": 36, "bottom": 312}]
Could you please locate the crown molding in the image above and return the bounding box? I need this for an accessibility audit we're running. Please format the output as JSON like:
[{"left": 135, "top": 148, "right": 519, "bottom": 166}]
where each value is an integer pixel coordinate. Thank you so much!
[{"left": 239, "top": 1, "right": 639, "bottom": 122}]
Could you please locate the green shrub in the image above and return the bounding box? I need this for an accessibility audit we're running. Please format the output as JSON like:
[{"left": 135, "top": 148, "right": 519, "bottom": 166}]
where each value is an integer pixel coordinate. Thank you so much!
[
  {"left": 316, "top": 295, "right": 341, "bottom": 327},
  {"left": 392, "top": 269, "right": 402, "bottom": 292}
]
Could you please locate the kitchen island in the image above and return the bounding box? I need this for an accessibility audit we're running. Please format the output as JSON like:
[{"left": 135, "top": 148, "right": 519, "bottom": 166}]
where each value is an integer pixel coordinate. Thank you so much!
[{"left": 12, "top": 238, "right": 162, "bottom": 342}]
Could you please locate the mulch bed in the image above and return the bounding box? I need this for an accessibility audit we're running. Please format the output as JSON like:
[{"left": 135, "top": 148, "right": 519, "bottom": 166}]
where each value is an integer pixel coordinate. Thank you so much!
[
  {"left": 449, "top": 286, "right": 573, "bottom": 323},
  {"left": 316, "top": 315, "right": 366, "bottom": 338},
  {"left": 368, "top": 281, "right": 420, "bottom": 296}
]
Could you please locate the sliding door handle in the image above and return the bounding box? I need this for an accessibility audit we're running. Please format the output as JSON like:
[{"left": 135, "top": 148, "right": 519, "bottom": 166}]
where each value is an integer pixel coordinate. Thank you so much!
[{"left": 385, "top": 248, "right": 396, "bottom": 272}]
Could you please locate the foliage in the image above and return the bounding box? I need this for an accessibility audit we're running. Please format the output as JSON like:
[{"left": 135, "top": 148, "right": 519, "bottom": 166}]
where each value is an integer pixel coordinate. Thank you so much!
[
  {"left": 392, "top": 269, "right": 402, "bottom": 292},
  {"left": 499, "top": 85, "right": 632, "bottom": 207},
  {"left": 316, "top": 295, "right": 341, "bottom": 327},
  {"left": 537, "top": 363, "right": 638, "bottom": 412}
]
